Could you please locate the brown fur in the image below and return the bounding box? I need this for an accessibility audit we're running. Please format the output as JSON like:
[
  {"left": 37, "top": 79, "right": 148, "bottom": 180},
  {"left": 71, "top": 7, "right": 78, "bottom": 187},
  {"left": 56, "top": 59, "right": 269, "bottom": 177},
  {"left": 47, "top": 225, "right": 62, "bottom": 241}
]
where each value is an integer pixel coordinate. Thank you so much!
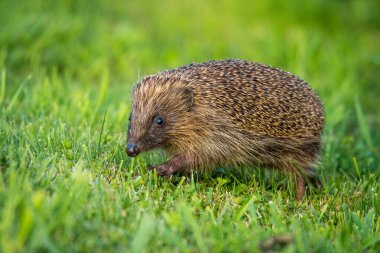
[{"left": 127, "top": 59, "right": 325, "bottom": 199}]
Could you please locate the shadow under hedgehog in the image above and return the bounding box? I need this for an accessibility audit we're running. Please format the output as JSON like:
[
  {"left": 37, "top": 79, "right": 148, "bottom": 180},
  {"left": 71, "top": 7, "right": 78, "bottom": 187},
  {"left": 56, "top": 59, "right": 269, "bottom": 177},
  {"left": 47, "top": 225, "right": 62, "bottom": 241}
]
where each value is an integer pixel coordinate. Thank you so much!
[{"left": 126, "top": 59, "right": 325, "bottom": 200}]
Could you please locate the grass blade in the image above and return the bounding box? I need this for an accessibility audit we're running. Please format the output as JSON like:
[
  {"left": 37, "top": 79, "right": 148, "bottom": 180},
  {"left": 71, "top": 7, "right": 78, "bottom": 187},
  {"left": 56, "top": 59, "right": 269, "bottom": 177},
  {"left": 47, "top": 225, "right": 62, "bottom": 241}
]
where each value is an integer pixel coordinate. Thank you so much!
[
  {"left": 354, "top": 96, "right": 373, "bottom": 149},
  {"left": 97, "top": 97, "right": 108, "bottom": 157},
  {"left": 6, "top": 75, "right": 31, "bottom": 112},
  {"left": 0, "top": 69, "right": 5, "bottom": 106},
  {"left": 131, "top": 214, "right": 155, "bottom": 253}
]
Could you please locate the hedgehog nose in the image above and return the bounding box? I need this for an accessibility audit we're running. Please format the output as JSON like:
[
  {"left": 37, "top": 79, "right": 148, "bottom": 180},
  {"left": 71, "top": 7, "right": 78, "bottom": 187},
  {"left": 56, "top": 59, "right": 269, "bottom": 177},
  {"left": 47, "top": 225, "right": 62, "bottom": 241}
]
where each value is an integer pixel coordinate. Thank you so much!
[{"left": 126, "top": 143, "right": 139, "bottom": 157}]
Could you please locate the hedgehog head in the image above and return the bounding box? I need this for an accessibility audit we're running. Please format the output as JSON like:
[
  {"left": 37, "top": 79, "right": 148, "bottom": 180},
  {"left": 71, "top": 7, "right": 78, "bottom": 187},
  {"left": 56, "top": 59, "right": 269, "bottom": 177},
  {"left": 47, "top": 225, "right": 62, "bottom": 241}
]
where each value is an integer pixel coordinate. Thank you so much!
[{"left": 126, "top": 75, "right": 194, "bottom": 157}]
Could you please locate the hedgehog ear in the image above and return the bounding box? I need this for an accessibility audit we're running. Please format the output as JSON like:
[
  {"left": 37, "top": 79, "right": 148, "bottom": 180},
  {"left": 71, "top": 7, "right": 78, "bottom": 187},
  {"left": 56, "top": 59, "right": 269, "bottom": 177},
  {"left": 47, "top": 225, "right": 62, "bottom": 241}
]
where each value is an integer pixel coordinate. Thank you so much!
[{"left": 179, "top": 87, "right": 194, "bottom": 110}]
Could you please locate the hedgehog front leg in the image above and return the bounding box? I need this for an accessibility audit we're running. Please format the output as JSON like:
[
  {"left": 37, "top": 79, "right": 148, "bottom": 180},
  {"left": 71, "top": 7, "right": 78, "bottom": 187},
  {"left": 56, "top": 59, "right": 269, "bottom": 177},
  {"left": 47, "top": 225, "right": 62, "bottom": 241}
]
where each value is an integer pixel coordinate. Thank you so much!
[{"left": 148, "top": 151, "right": 195, "bottom": 176}]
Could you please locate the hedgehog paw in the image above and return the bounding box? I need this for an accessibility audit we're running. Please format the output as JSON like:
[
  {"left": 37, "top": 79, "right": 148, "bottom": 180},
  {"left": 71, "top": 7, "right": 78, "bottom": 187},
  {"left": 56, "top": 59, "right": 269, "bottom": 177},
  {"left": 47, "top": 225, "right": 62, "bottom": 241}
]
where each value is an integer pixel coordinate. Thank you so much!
[{"left": 148, "top": 164, "right": 175, "bottom": 177}]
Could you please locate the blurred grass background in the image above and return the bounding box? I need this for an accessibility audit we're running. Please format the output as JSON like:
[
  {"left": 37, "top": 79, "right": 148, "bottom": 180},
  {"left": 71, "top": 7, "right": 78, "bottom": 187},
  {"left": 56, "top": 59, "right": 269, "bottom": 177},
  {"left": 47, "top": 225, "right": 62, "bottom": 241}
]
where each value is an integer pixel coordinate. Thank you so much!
[{"left": 0, "top": 0, "right": 380, "bottom": 252}]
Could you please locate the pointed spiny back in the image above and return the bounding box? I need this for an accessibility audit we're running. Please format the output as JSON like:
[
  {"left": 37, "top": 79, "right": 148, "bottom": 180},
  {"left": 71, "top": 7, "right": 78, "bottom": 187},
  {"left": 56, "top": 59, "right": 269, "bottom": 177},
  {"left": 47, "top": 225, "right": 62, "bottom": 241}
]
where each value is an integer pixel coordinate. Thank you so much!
[{"left": 135, "top": 59, "right": 324, "bottom": 138}]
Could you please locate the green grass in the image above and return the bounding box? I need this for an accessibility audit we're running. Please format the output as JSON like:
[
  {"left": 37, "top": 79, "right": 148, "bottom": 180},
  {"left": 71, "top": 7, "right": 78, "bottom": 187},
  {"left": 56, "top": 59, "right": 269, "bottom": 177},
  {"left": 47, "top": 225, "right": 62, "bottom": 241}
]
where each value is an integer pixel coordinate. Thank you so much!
[{"left": 1, "top": 0, "right": 380, "bottom": 252}]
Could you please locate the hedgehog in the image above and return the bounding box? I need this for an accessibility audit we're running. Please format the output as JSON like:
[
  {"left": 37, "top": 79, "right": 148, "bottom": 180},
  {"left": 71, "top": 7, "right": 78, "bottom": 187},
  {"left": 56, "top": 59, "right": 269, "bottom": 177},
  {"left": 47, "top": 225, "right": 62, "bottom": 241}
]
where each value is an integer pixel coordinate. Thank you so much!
[{"left": 126, "top": 59, "right": 324, "bottom": 199}]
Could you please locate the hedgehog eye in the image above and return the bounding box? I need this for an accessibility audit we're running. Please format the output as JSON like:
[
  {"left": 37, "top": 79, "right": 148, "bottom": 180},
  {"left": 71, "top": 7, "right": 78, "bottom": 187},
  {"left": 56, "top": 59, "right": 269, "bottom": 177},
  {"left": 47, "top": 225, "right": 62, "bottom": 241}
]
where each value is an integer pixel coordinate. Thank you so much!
[
  {"left": 154, "top": 116, "right": 164, "bottom": 126},
  {"left": 128, "top": 113, "right": 132, "bottom": 122}
]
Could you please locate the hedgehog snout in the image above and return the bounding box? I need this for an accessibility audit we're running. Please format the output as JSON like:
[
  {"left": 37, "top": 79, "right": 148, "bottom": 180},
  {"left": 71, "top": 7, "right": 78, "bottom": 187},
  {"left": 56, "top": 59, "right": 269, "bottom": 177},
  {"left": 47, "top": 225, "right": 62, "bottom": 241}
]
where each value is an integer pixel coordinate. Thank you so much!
[{"left": 126, "top": 142, "right": 140, "bottom": 157}]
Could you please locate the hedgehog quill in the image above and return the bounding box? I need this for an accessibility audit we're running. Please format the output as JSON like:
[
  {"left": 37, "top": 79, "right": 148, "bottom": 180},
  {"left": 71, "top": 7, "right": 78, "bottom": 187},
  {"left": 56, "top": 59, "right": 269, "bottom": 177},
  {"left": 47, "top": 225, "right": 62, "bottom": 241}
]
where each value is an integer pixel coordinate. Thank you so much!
[{"left": 126, "top": 60, "right": 324, "bottom": 199}]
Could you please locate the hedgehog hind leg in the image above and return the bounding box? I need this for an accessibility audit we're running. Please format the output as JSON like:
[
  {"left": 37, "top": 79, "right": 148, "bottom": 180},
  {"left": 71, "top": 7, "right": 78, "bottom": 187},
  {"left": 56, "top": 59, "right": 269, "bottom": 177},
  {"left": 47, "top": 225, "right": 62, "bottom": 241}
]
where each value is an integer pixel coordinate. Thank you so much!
[
  {"left": 279, "top": 159, "right": 318, "bottom": 200},
  {"left": 296, "top": 176, "right": 306, "bottom": 200},
  {"left": 294, "top": 166, "right": 322, "bottom": 200},
  {"left": 295, "top": 172, "right": 321, "bottom": 200}
]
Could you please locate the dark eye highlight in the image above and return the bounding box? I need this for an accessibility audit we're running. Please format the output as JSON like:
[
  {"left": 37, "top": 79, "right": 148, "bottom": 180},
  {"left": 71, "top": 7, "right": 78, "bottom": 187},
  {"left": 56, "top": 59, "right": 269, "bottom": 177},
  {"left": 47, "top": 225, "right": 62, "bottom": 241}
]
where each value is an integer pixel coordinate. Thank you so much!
[{"left": 154, "top": 116, "right": 164, "bottom": 126}]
